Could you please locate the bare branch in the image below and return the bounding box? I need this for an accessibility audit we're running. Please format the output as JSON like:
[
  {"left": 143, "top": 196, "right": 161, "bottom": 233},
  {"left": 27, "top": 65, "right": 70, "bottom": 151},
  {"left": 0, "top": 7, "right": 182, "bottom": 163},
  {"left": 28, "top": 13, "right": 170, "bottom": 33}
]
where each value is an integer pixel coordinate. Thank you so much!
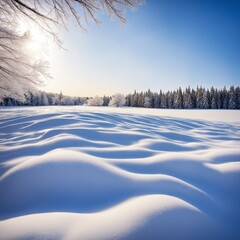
[{"left": 0, "top": 0, "right": 143, "bottom": 101}]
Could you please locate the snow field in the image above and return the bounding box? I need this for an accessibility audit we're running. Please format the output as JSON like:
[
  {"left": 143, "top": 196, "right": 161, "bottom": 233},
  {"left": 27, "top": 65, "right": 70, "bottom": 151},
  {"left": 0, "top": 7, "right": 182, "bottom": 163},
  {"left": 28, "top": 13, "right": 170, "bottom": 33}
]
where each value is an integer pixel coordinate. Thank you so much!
[{"left": 0, "top": 106, "right": 240, "bottom": 240}]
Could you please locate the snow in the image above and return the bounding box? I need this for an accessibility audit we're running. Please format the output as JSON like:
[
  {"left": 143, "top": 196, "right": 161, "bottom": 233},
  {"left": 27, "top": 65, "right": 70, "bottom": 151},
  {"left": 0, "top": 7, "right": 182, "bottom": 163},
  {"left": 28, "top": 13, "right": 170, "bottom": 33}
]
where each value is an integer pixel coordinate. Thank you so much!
[{"left": 0, "top": 106, "right": 240, "bottom": 240}]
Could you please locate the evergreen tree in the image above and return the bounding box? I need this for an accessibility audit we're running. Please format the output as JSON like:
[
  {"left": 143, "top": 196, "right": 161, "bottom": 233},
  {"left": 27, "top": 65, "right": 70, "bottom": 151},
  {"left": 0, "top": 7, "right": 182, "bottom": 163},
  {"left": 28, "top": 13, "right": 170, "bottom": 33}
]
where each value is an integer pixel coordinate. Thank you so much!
[
  {"left": 222, "top": 87, "right": 229, "bottom": 109},
  {"left": 59, "top": 91, "right": 63, "bottom": 101},
  {"left": 202, "top": 90, "right": 209, "bottom": 109},
  {"left": 125, "top": 94, "right": 131, "bottom": 107},
  {"left": 153, "top": 93, "right": 160, "bottom": 108},
  {"left": 235, "top": 86, "right": 240, "bottom": 109},
  {"left": 229, "top": 86, "right": 237, "bottom": 109},
  {"left": 103, "top": 96, "right": 110, "bottom": 106},
  {"left": 144, "top": 97, "right": 151, "bottom": 108},
  {"left": 131, "top": 91, "right": 138, "bottom": 107},
  {"left": 210, "top": 87, "right": 218, "bottom": 109},
  {"left": 174, "top": 88, "right": 183, "bottom": 108},
  {"left": 196, "top": 86, "right": 204, "bottom": 109},
  {"left": 161, "top": 93, "right": 167, "bottom": 108}
]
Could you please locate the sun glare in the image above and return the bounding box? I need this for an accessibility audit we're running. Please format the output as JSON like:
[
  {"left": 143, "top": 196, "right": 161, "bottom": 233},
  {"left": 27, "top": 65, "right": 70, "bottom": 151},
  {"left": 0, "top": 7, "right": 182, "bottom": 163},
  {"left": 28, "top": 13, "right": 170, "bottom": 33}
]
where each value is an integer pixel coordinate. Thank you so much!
[
  {"left": 18, "top": 20, "right": 48, "bottom": 56},
  {"left": 27, "top": 39, "right": 44, "bottom": 53}
]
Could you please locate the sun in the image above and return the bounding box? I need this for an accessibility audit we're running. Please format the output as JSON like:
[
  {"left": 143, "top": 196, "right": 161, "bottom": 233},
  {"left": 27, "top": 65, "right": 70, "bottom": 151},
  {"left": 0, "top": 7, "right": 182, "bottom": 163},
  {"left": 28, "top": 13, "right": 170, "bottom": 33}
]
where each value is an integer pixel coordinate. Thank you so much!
[
  {"left": 26, "top": 35, "right": 45, "bottom": 53},
  {"left": 18, "top": 20, "right": 48, "bottom": 55}
]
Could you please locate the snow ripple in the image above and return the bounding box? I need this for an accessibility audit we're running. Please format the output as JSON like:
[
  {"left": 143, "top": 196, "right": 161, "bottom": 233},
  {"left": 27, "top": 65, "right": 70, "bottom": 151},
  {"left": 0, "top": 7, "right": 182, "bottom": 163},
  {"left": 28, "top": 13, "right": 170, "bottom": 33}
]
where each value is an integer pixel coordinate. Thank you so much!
[{"left": 0, "top": 106, "right": 240, "bottom": 240}]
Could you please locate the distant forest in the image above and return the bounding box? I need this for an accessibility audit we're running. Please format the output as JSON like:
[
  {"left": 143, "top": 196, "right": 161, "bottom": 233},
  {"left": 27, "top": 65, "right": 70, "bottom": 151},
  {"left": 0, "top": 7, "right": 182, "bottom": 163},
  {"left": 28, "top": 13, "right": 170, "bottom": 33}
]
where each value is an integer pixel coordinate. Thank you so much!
[
  {"left": 125, "top": 86, "right": 240, "bottom": 109},
  {"left": 1, "top": 86, "right": 240, "bottom": 109}
]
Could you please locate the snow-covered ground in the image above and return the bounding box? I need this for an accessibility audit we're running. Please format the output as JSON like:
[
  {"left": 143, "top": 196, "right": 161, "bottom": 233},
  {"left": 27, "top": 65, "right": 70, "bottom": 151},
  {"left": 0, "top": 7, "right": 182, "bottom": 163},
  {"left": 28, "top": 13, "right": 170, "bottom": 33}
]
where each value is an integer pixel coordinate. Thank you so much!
[{"left": 0, "top": 106, "right": 240, "bottom": 240}]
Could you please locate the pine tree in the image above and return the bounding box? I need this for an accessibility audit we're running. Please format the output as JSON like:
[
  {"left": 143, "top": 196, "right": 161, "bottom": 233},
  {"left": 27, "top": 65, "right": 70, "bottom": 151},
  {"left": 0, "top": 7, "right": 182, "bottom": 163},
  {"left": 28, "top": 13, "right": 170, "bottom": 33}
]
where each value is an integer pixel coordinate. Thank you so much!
[
  {"left": 131, "top": 91, "right": 138, "bottom": 107},
  {"left": 202, "top": 89, "right": 209, "bottom": 109},
  {"left": 59, "top": 91, "right": 63, "bottom": 101},
  {"left": 174, "top": 88, "right": 183, "bottom": 109},
  {"left": 235, "top": 86, "right": 240, "bottom": 109},
  {"left": 125, "top": 94, "right": 131, "bottom": 107},
  {"left": 161, "top": 93, "right": 167, "bottom": 108},
  {"left": 138, "top": 92, "right": 144, "bottom": 107},
  {"left": 183, "top": 87, "right": 190, "bottom": 109},
  {"left": 103, "top": 96, "right": 110, "bottom": 106},
  {"left": 144, "top": 97, "right": 151, "bottom": 108},
  {"left": 222, "top": 87, "right": 228, "bottom": 109},
  {"left": 210, "top": 87, "right": 218, "bottom": 109},
  {"left": 229, "top": 86, "right": 237, "bottom": 109},
  {"left": 159, "top": 90, "right": 162, "bottom": 108},
  {"left": 42, "top": 92, "right": 49, "bottom": 106},
  {"left": 148, "top": 92, "right": 154, "bottom": 108},
  {"left": 153, "top": 93, "right": 160, "bottom": 108},
  {"left": 196, "top": 86, "right": 204, "bottom": 109}
]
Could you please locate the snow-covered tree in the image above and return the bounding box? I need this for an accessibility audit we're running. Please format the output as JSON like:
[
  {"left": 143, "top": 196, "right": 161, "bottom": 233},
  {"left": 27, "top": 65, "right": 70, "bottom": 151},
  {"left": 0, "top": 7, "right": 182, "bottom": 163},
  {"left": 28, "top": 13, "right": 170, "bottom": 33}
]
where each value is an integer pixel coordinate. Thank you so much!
[
  {"left": 109, "top": 93, "right": 125, "bottom": 107},
  {"left": 62, "top": 96, "right": 74, "bottom": 105},
  {"left": 87, "top": 96, "right": 103, "bottom": 106},
  {"left": 0, "top": 0, "right": 142, "bottom": 103},
  {"left": 103, "top": 96, "right": 110, "bottom": 106},
  {"left": 222, "top": 87, "right": 229, "bottom": 109},
  {"left": 235, "top": 86, "right": 240, "bottom": 109},
  {"left": 229, "top": 86, "right": 237, "bottom": 109},
  {"left": 146, "top": 90, "right": 154, "bottom": 108},
  {"left": 202, "top": 90, "right": 210, "bottom": 109},
  {"left": 1, "top": 1, "right": 142, "bottom": 41},
  {"left": 41, "top": 92, "right": 49, "bottom": 105},
  {"left": 183, "top": 87, "right": 193, "bottom": 109},
  {"left": 0, "top": 32, "right": 45, "bottom": 97},
  {"left": 174, "top": 88, "right": 183, "bottom": 109},
  {"left": 131, "top": 91, "right": 139, "bottom": 107},
  {"left": 153, "top": 93, "right": 160, "bottom": 108},
  {"left": 210, "top": 87, "right": 218, "bottom": 109},
  {"left": 0, "top": 22, "right": 50, "bottom": 103},
  {"left": 161, "top": 93, "right": 167, "bottom": 108},
  {"left": 144, "top": 96, "right": 151, "bottom": 108},
  {"left": 137, "top": 92, "right": 144, "bottom": 107},
  {"left": 196, "top": 87, "right": 204, "bottom": 108},
  {"left": 51, "top": 94, "right": 60, "bottom": 105},
  {"left": 125, "top": 94, "right": 132, "bottom": 107},
  {"left": 166, "top": 92, "right": 172, "bottom": 109}
]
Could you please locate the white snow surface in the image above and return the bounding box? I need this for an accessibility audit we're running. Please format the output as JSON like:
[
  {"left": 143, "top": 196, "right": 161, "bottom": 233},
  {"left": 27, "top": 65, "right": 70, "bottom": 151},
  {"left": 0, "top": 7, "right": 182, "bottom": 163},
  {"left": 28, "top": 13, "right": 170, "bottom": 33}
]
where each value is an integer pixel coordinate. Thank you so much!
[{"left": 0, "top": 106, "right": 240, "bottom": 240}]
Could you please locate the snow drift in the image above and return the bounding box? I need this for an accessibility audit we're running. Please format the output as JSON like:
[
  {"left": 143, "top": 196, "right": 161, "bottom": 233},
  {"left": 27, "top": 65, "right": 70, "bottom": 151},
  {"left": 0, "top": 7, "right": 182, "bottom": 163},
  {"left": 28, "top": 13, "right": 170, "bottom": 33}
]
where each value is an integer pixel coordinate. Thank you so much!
[{"left": 0, "top": 106, "right": 240, "bottom": 240}]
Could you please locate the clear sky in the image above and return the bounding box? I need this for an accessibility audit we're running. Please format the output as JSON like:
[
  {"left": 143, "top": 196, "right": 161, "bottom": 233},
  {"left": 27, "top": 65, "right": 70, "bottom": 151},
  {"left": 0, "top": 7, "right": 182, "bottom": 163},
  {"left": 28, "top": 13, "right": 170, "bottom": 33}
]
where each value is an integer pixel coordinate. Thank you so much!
[{"left": 43, "top": 0, "right": 240, "bottom": 97}]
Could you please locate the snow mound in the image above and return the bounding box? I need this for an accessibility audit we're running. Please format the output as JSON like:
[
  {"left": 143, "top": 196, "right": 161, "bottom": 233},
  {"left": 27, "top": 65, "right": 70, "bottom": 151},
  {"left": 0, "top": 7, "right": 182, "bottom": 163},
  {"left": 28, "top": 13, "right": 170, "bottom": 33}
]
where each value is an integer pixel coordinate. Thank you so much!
[{"left": 0, "top": 106, "right": 240, "bottom": 240}]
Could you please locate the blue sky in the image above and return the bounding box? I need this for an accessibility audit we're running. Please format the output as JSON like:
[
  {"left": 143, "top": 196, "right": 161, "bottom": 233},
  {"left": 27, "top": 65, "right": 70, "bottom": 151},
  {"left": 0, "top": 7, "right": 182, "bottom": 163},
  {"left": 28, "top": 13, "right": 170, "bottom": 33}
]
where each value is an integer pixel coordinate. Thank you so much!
[{"left": 44, "top": 0, "right": 240, "bottom": 96}]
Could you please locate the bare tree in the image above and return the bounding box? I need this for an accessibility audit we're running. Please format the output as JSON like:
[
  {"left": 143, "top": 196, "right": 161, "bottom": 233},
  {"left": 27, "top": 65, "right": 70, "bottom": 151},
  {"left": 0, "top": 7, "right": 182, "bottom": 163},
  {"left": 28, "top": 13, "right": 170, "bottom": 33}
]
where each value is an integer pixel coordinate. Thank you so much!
[{"left": 0, "top": 0, "right": 143, "bottom": 100}]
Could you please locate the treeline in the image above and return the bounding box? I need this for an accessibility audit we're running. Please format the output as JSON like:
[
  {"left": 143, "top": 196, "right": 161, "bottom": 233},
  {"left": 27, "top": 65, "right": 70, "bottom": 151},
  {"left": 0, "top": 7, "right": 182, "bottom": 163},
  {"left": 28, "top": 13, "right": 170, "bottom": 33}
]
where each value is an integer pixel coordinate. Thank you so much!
[
  {"left": 1, "top": 86, "right": 240, "bottom": 109},
  {"left": 125, "top": 86, "right": 240, "bottom": 109},
  {"left": 1, "top": 91, "right": 86, "bottom": 106}
]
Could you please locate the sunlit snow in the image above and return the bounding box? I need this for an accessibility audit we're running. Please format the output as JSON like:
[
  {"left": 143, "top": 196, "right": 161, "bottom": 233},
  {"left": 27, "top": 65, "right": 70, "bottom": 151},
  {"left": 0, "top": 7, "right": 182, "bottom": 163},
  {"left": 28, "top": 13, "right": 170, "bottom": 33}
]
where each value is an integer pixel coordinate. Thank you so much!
[{"left": 0, "top": 106, "right": 240, "bottom": 240}]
